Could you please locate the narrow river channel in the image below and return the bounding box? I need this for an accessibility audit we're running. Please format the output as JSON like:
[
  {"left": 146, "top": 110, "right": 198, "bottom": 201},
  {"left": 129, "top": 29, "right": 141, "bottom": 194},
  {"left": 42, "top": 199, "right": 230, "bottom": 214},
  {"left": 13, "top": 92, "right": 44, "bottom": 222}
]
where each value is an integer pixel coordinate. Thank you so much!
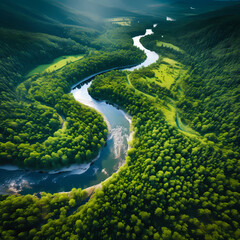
[{"left": 0, "top": 25, "right": 159, "bottom": 195}]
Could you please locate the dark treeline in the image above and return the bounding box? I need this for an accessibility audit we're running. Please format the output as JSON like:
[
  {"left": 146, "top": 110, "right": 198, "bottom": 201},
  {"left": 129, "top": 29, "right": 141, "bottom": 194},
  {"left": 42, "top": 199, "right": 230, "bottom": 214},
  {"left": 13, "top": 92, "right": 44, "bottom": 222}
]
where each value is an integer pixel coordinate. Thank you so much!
[
  {"left": 91, "top": 20, "right": 153, "bottom": 51},
  {"left": 0, "top": 28, "right": 89, "bottom": 168},
  {"left": 0, "top": 28, "right": 87, "bottom": 101}
]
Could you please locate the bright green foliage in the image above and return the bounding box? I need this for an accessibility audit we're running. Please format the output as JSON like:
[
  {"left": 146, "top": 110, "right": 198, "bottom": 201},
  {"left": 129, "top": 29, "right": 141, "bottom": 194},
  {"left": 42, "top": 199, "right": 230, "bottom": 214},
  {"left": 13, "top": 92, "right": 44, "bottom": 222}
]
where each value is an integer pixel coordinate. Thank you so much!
[
  {"left": 129, "top": 68, "right": 174, "bottom": 100},
  {"left": 34, "top": 57, "right": 237, "bottom": 239},
  {"left": 0, "top": 25, "right": 145, "bottom": 169},
  {"left": 142, "top": 14, "right": 240, "bottom": 152},
  {"left": 0, "top": 188, "right": 86, "bottom": 239}
]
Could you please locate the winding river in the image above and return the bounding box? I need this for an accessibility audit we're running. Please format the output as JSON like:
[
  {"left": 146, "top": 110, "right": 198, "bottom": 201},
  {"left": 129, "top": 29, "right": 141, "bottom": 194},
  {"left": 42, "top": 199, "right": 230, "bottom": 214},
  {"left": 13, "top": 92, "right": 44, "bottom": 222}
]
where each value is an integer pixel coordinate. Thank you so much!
[{"left": 0, "top": 25, "right": 159, "bottom": 195}]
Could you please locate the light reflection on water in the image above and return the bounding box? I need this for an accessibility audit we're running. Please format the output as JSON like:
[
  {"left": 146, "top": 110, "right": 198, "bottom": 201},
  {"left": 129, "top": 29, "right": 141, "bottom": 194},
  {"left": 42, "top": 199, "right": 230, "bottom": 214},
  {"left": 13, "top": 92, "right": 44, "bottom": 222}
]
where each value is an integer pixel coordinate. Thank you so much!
[{"left": 0, "top": 25, "right": 159, "bottom": 195}]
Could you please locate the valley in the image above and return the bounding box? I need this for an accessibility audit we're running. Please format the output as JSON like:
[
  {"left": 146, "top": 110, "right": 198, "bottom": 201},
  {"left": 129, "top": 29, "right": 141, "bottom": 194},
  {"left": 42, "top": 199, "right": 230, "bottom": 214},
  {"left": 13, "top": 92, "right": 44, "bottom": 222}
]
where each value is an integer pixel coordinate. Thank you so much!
[
  {"left": 0, "top": 1, "right": 239, "bottom": 240},
  {"left": 26, "top": 55, "right": 84, "bottom": 77}
]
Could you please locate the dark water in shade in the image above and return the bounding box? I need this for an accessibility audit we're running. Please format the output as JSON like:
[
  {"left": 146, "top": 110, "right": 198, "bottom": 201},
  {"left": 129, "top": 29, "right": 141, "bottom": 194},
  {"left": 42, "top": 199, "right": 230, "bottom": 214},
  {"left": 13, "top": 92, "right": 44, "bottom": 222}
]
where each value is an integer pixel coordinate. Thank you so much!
[{"left": 0, "top": 25, "right": 159, "bottom": 195}]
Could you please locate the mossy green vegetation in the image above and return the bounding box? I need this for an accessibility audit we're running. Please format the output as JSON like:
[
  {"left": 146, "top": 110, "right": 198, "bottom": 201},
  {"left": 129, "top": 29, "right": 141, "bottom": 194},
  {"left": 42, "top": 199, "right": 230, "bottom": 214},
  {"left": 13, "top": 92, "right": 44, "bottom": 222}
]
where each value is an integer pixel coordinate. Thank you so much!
[
  {"left": 152, "top": 58, "right": 183, "bottom": 89},
  {"left": 127, "top": 67, "right": 174, "bottom": 102},
  {"left": 142, "top": 13, "right": 240, "bottom": 151},
  {"left": 9, "top": 62, "right": 236, "bottom": 239},
  {"left": 156, "top": 41, "right": 184, "bottom": 53},
  {"left": 0, "top": 27, "right": 90, "bottom": 169},
  {"left": 81, "top": 60, "right": 239, "bottom": 239},
  {"left": 26, "top": 55, "right": 84, "bottom": 77}
]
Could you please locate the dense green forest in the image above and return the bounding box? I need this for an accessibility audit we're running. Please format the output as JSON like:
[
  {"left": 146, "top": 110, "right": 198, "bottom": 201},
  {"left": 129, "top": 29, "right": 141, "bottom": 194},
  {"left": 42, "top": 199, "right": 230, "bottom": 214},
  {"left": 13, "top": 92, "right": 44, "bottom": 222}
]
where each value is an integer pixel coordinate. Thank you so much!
[
  {"left": 0, "top": 188, "right": 89, "bottom": 239},
  {"left": 0, "top": 48, "right": 145, "bottom": 169},
  {"left": 0, "top": 14, "right": 147, "bottom": 169},
  {"left": 141, "top": 7, "right": 240, "bottom": 152},
  {"left": 0, "top": 1, "right": 240, "bottom": 240},
  {"left": 0, "top": 27, "right": 90, "bottom": 168}
]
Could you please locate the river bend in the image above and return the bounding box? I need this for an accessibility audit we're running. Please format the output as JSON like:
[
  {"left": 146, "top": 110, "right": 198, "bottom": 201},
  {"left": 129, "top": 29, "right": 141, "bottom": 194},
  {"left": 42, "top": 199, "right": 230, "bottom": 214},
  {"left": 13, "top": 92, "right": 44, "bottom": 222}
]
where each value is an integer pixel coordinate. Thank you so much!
[{"left": 0, "top": 25, "right": 158, "bottom": 194}]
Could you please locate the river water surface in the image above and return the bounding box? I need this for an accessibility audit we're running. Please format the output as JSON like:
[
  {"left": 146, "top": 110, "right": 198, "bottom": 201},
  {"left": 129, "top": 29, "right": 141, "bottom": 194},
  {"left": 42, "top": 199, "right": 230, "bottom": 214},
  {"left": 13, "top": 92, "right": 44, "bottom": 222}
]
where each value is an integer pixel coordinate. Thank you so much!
[{"left": 0, "top": 25, "right": 158, "bottom": 195}]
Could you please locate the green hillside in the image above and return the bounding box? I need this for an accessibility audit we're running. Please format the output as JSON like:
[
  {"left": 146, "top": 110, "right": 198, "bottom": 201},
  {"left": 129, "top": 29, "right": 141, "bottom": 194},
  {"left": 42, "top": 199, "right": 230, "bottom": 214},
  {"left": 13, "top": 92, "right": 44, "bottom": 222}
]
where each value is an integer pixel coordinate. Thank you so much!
[{"left": 141, "top": 5, "right": 240, "bottom": 151}]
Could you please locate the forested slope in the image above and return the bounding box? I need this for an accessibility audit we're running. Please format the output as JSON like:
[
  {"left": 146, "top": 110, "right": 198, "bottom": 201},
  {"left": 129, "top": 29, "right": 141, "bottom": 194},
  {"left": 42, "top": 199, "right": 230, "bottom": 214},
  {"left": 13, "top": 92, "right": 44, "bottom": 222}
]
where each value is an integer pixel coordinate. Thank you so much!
[
  {"left": 0, "top": 28, "right": 87, "bottom": 100},
  {"left": 0, "top": 48, "right": 145, "bottom": 169},
  {"left": 0, "top": 2, "right": 147, "bottom": 169},
  {"left": 0, "top": 13, "right": 95, "bottom": 169},
  {"left": 0, "top": 28, "right": 90, "bottom": 169},
  {"left": 141, "top": 5, "right": 240, "bottom": 151}
]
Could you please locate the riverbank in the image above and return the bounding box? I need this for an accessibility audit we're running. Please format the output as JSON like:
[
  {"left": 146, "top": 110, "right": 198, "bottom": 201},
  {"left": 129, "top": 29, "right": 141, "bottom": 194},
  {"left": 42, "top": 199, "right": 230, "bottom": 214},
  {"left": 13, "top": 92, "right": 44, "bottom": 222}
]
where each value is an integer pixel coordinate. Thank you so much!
[
  {"left": 71, "top": 63, "right": 139, "bottom": 89},
  {"left": 0, "top": 25, "right": 157, "bottom": 195}
]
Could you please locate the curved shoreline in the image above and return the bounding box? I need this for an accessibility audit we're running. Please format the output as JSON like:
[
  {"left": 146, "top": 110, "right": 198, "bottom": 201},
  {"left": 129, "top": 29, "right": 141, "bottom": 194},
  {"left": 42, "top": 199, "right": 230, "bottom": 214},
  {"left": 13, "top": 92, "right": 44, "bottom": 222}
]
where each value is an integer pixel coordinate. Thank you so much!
[
  {"left": 0, "top": 25, "right": 159, "bottom": 195},
  {"left": 71, "top": 64, "right": 139, "bottom": 89},
  {"left": 71, "top": 25, "right": 159, "bottom": 198}
]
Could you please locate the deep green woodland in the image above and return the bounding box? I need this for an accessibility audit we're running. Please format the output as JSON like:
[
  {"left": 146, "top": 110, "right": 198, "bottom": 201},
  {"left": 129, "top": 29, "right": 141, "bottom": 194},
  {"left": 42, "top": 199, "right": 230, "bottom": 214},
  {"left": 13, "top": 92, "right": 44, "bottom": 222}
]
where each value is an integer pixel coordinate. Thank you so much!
[
  {"left": 0, "top": 11, "right": 147, "bottom": 169},
  {"left": 0, "top": 1, "right": 240, "bottom": 239}
]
